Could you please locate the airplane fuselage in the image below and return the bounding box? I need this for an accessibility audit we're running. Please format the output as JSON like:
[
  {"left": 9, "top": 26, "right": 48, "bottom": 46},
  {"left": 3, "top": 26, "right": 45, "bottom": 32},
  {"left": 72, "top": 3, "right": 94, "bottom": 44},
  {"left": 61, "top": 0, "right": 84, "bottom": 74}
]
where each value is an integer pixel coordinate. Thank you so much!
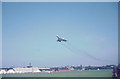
[{"left": 56, "top": 35, "right": 67, "bottom": 42}]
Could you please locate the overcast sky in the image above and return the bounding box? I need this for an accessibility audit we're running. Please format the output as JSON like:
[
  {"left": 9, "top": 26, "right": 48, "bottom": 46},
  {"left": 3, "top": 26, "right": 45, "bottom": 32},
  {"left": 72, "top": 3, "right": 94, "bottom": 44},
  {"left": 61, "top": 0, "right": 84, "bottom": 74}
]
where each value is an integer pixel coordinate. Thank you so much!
[{"left": 2, "top": 2, "right": 118, "bottom": 67}]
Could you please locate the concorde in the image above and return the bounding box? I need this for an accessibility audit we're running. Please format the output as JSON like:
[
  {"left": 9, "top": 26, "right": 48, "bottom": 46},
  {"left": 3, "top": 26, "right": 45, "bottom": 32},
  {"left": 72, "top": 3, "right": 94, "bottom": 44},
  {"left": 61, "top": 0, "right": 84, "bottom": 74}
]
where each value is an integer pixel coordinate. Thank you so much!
[{"left": 56, "top": 35, "right": 67, "bottom": 42}]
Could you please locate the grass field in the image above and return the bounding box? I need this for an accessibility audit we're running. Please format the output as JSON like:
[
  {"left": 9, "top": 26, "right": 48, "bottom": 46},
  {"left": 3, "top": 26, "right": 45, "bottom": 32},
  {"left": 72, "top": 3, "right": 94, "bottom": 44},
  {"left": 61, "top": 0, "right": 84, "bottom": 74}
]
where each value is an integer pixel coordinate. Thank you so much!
[{"left": 2, "top": 69, "right": 113, "bottom": 77}]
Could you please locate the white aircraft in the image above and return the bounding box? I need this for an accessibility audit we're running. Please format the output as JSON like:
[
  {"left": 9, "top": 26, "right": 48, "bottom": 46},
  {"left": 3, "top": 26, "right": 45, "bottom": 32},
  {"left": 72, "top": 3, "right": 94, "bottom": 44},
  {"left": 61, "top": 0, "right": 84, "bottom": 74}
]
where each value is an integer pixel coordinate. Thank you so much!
[{"left": 56, "top": 35, "right": 67, "bottom": 42}]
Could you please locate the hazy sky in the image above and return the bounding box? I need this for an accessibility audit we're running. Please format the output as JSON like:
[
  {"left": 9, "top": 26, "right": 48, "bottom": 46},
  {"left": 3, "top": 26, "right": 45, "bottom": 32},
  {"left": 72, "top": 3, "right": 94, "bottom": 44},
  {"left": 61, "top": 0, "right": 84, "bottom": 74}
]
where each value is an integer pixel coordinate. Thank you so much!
[{"left": 2, "top": 2, "right": 118, "bottom": 67}]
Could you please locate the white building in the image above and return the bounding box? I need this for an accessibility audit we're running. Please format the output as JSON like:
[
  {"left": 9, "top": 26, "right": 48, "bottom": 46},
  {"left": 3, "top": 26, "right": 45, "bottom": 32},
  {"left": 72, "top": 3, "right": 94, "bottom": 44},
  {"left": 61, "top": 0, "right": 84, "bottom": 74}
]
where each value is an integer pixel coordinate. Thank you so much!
[
  {"left": 7, "top": 69, "right": 15, "bottom": 74},
  {"left": 13, "top": 67, "right": 41, "bottom": 73},
  {"left": 0, "top": 70, "right": 7, "bottom": 74}
]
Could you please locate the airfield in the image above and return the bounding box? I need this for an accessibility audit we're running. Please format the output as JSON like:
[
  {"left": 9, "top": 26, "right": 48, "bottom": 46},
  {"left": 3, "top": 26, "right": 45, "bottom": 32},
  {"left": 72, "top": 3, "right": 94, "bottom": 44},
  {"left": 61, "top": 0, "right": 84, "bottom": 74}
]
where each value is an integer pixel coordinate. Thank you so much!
[
  {"left": 2, "top": 2, "right": 118, "bottom": 78},
  {"left": 2, "top": 69, "right": 112, "bottom": 77}
]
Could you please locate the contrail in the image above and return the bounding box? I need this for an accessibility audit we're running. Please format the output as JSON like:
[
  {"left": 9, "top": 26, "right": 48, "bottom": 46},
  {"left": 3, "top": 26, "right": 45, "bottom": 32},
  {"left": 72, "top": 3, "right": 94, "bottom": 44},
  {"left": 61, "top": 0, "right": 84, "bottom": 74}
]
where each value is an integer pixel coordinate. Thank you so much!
[
  {"left": 61, "top": 42, "right": 113, "bottom": 63},
  {"left": 61, "top": 42, "right": 78, "bottom": 55}
]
